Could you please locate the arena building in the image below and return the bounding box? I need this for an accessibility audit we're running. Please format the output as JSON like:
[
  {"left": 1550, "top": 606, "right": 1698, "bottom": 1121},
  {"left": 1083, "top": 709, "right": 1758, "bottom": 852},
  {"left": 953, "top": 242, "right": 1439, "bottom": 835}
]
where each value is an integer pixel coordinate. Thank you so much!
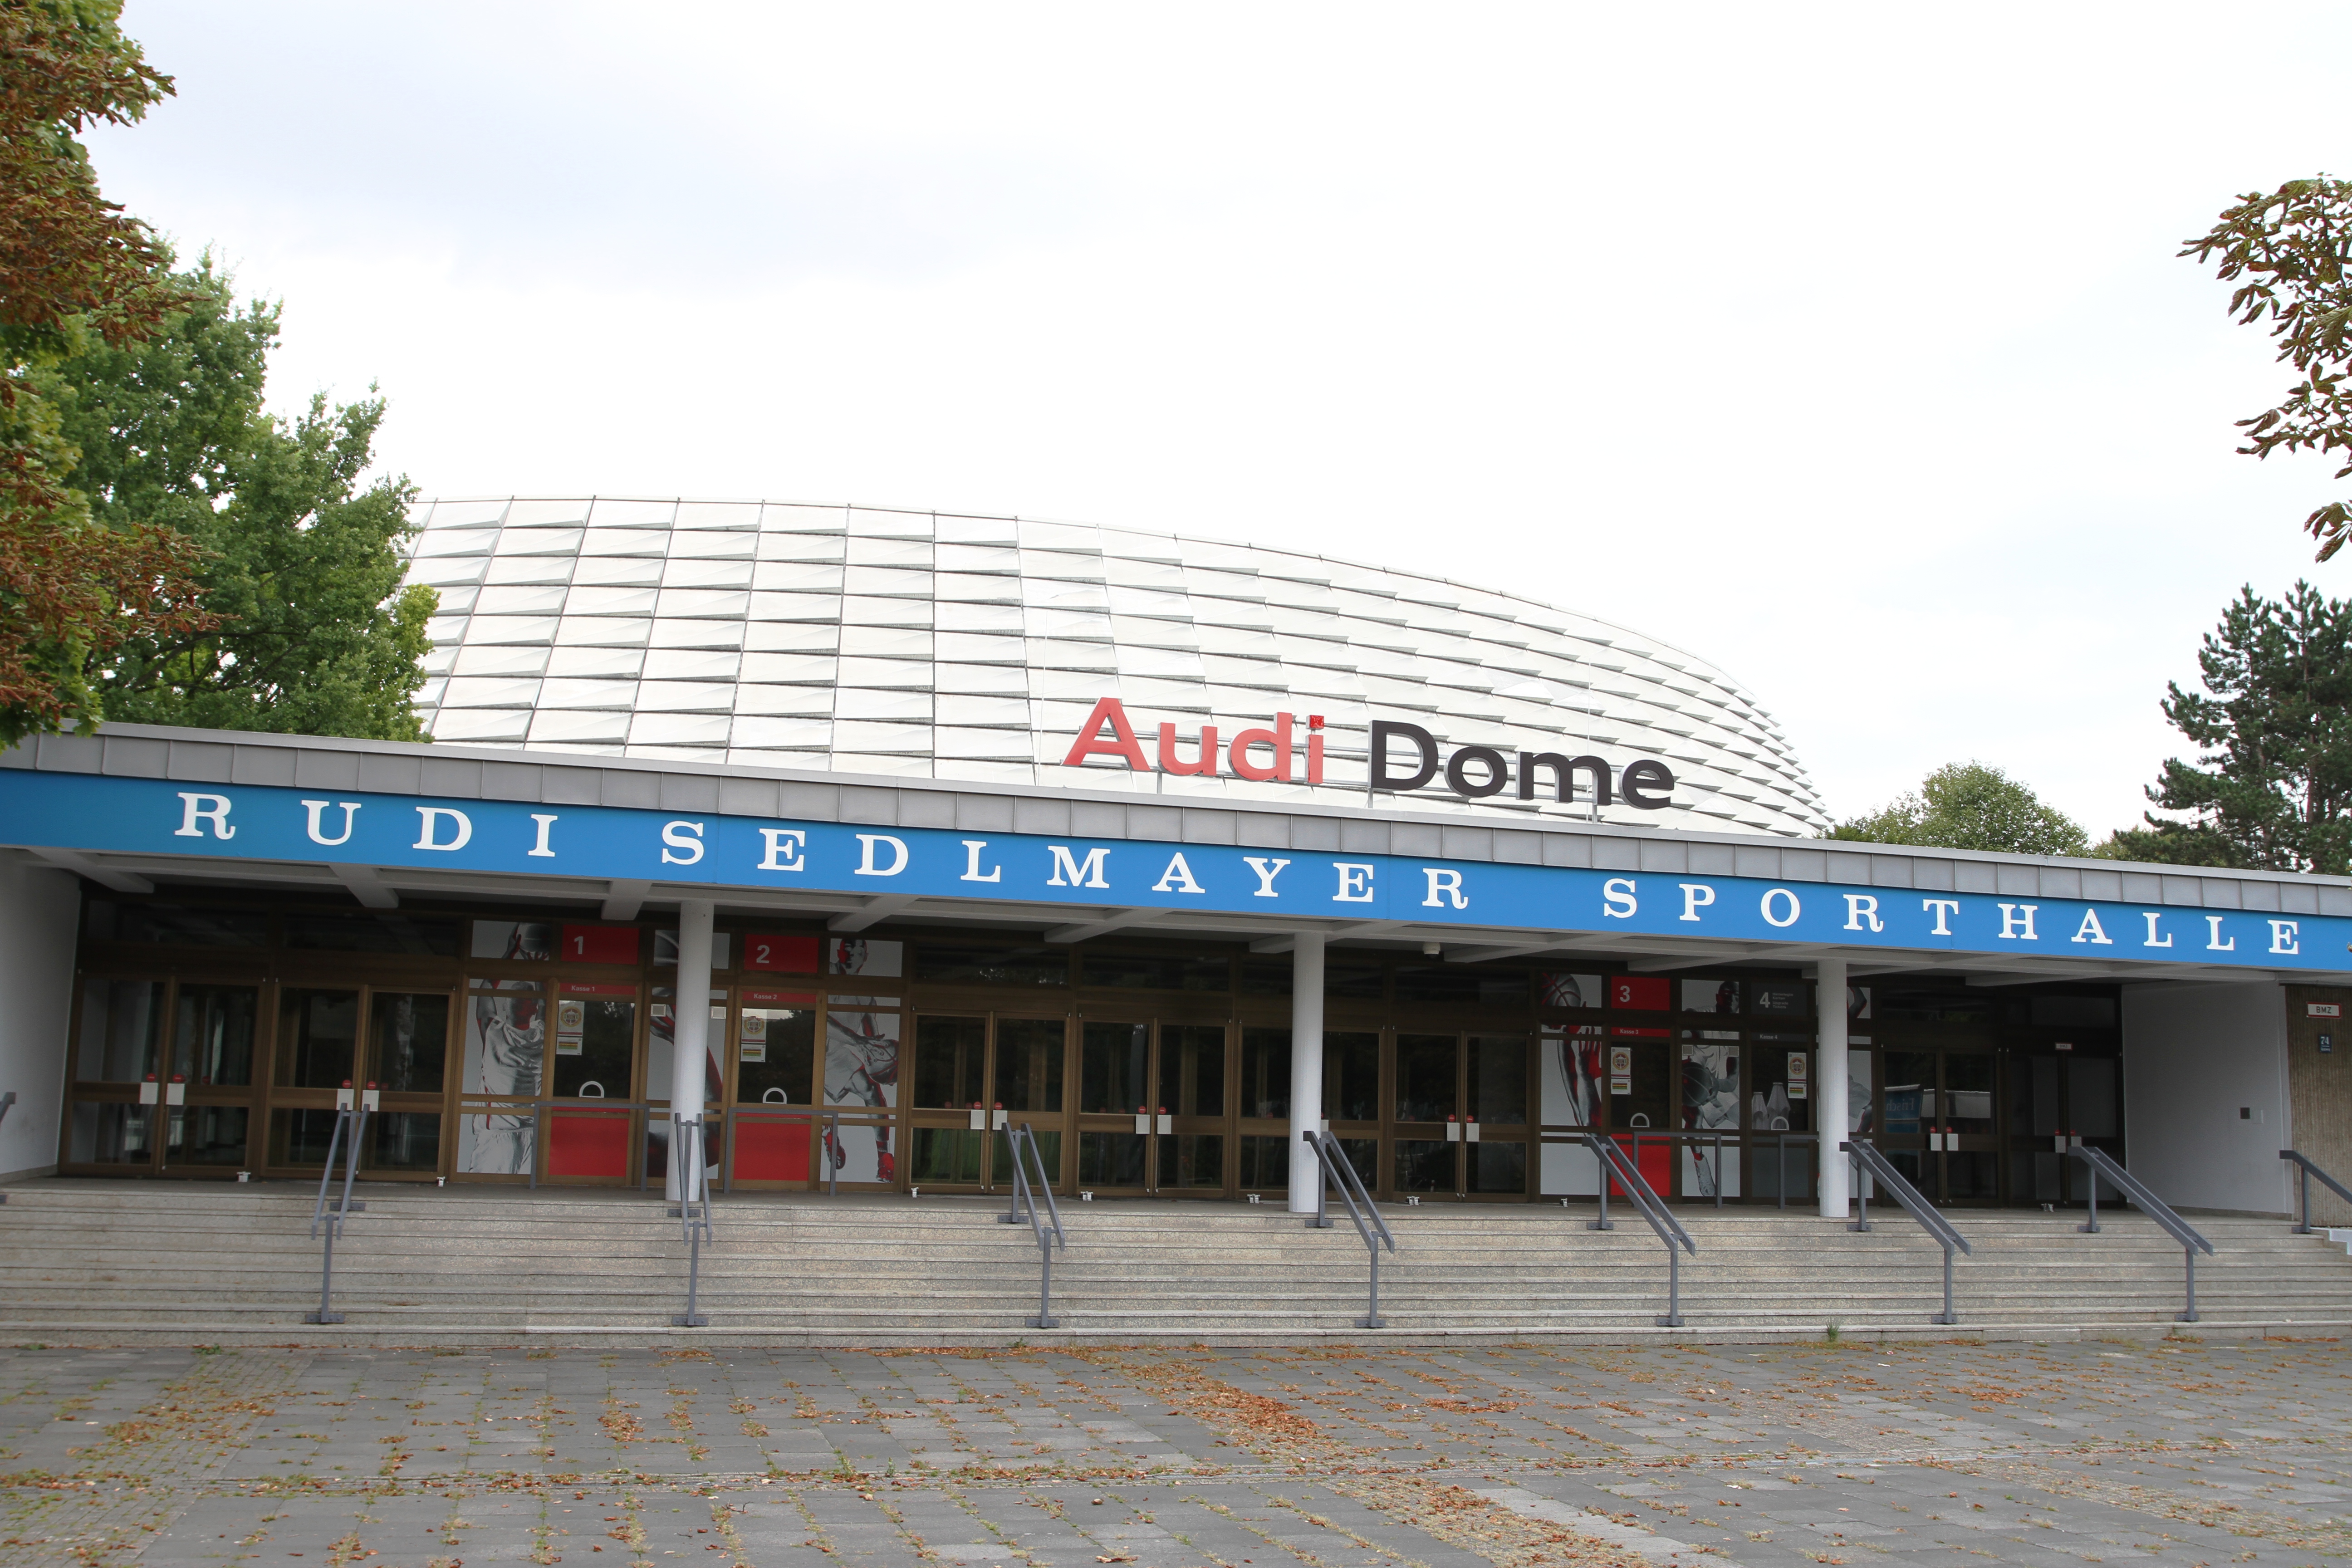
[{"left": 0, "top": 497, "right": 2343, "bottom": 1225}]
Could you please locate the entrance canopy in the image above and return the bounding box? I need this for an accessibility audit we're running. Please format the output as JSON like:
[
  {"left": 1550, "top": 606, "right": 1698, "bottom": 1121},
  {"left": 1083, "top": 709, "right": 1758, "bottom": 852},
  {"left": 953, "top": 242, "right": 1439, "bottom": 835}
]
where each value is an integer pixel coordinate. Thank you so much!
[{"left": 6, "top": 723, "right": 2348, "bottom": 988}]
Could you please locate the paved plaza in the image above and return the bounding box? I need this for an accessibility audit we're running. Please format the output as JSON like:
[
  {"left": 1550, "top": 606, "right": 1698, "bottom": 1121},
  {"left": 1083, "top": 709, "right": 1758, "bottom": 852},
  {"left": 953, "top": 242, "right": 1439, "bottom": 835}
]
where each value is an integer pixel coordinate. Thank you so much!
[{"left": 0, "top": 1334, "right": 2347, "bottom": 1567}]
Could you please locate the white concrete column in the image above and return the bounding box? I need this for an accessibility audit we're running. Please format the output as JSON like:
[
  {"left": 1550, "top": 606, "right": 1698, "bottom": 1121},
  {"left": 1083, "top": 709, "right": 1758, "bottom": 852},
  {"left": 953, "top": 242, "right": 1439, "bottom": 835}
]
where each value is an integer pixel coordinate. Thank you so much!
[
  {"left": 666, "top": 897, "right": 716, "bottom": 1200},
  {"left": 1286, "top": 931, "right": 1327, "bottom": 1215},
  {"left": 1815, "top": 956, "right": 1849, "bottom": 1218}
]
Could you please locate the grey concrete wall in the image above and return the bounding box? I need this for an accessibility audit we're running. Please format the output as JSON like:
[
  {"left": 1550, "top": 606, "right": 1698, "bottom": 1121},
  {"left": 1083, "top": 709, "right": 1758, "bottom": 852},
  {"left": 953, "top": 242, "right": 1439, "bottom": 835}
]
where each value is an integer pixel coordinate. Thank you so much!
[
  {"left": 2122, "top": 980, "right": 2291, "bottom": 1215},
  {"left": 0, "top": 858, "right": 80, "bottom": 1181}
]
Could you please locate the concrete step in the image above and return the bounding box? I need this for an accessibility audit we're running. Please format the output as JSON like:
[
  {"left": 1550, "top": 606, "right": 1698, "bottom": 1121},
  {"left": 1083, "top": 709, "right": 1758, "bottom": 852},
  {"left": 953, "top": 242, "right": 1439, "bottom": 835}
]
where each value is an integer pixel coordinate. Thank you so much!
[{"left": 3, "top": 1177, "right": 2340, "bottom": 1348}]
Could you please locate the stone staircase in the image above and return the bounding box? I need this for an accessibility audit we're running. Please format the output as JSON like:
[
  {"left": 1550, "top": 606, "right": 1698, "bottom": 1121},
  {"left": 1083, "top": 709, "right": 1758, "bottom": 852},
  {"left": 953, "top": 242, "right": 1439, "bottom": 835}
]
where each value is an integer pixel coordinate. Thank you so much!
[{"left": 1, "top": 1179, "right": 2347, "bottom": 1348}]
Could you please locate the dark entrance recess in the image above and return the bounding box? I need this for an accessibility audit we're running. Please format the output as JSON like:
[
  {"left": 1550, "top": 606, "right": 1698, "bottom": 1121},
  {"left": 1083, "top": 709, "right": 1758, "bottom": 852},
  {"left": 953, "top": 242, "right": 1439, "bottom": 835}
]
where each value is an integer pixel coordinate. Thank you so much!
[{"left": 61, "top": 889, "right": 2126, "bottom": 1204}]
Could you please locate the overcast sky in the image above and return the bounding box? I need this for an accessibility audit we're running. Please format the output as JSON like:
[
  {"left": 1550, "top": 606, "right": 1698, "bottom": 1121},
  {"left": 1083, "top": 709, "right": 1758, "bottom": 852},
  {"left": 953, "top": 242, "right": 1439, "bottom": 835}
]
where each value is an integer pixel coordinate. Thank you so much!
[{"left": 88, "top": 2, "right": 2352, "bottom": 837}]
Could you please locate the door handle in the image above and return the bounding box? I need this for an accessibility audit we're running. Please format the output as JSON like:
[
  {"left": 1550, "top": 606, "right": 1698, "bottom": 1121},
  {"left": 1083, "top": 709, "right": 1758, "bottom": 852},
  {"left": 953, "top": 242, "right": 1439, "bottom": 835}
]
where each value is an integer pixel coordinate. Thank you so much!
[
  {"left": 1155, "top": 1114, "right": 1172, "bottom": 1134},
  {"left": 138, "top": 1078, "right": 159, "bottom": 1105}
]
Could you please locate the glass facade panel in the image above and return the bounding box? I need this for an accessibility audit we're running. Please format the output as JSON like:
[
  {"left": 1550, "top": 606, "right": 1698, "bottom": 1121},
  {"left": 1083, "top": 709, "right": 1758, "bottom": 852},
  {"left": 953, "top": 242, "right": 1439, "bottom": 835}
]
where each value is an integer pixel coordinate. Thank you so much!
[
  {"left": 1082, "top": 953, "right": 1230, "bottom": 992},
  {"left": 1159, "top": 1025, "right": 1225, "bottom": 1118},
  {"left": 1323, "top": 1032, "right": 1380, "bottom": 1121},
  {"left": 915, "top": 945, "right": 1069, "bottom": 987},
  {"left": 173, "top": 985, "right": 259, "bottom": 1088},
  {"left": 912, "top": 1127, "right": 984, "bottom": 1184},
  {"left": 1158, "top": 1133, "right": 1223, "bottom": 1188},
  {"left": 70, "top": 1103, "right": 151, "bottom": 1163},
  {"left": 169, "top": 1104, "right": 248, "bottom": 1166},
  {"left": 1081, "top": 1021, "right": 1148, "bottom": 1114},
  {"left": 363, "top": 1112, "right": 444, "bottom": 1172},
  {"left": 1395, "top": 1034, "right": 1455, "bottom": 1122},
  {"left": 913, "top": 1016, "right": 986, "bottom": 1108},
  {"left": 1394, "top": 1139, "right": 1453, "bottom": 1192},
  {"left": 1078, "top": 1130, "right": 1145, "bottom": 1187},
  {"left": 368, "top": 993, "right": 449, "bottom": 1093},
  {"left": 992, "top": 1019, "right": 1065, "bottom": 1112},
  {"left": 1239, "top": 1029, "right": 1289, "bottom": 1119},
  {"left": 1468, "top": 1035, "right": 1527, "bottom": 1126},
  {"left": 1238, "top": 1133, "right": 1287, "bottom": 1191},
  {"left": 277, "top": 989, "right": 360, "bottom": 1089},
  {"left": 78, "top": 979, "right": 165, "bottom": 1083},
  {"left": 284, "top": 912, "right": 461, "bottom": 956}
]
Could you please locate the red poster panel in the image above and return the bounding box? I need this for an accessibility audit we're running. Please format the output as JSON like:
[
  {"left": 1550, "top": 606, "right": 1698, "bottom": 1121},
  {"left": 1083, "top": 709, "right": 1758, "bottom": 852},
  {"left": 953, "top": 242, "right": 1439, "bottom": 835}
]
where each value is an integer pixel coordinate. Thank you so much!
[
  {"left": 547, "top": 1107, "right": 633, "bottom": 1178},
  {"left": 1609, "top": 975, "right": 1670, "bottom": 1012},
  {"left": 740, "top": 989, "right": 817, "bottom": 1008},
  {"left": 733, "top": 1117, "right": 814, "bottom": 1182},
  {"left": 561, "top": 924, "right": 642, "bottom": 965},
  {"left": 1608, "top": 1135, "right": 1675, "bottom": 1199},
  {"left": 743, "top": 934, "right": 821, "bottom": 974}
]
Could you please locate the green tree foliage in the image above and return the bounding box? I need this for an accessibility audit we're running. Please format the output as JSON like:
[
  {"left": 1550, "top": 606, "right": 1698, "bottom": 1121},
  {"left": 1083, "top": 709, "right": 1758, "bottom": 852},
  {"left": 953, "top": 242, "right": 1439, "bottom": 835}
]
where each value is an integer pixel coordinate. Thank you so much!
[
  {"left": 2183, "top": 178, "right": 2352, "bottom": 560},
  {"left": 1828, "top": 762, "right": 2090, "bottom": 856},
  {"left": 2108, "top": 582, "right": 2352, "bottom": 873},
  {"left": 0, "top": 0, "right": 213, "bottom": 742},
  {"left": 32, "top": 258, "right": 434, "bottom": 739}
]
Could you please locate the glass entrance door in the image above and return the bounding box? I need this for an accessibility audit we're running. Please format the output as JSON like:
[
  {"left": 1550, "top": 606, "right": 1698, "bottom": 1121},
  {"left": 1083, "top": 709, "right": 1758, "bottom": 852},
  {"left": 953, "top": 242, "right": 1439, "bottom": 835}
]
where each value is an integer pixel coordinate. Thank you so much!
[
  {"left": 1391, "top": 1033, "right": 1533, "bottom": 1198},
  {"left": 66, "top": 977, "right": 263, "bottom": 1176},
  {"left": 907, "top": 1013, "right": 1071, "bottom": 1191},
  {"left": 1884, "top": 1049, "right": 2001, "bottom": 1203},
  {"left": 1074, "top": 1021, "right": 1229, "bottom": 1195},
  {"left": 2006, "top": 1048, "right": 2122, "bottom": 1205}
]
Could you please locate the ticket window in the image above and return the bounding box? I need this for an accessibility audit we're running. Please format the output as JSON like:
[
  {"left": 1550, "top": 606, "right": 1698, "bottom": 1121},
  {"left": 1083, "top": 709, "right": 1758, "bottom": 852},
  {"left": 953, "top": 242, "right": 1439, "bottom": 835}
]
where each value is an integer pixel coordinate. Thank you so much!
[
  {"left": 551, "top": 984, "right": 637, "bottom": 1100},
  {"left": 730, "top": 991, "right": 818, "bottom": 1184},
  {"left": 1607, "top": 1036, "right": 1674, "bottom": 1194},
  {"left": 1750, "top": 1037, "right": 1814, "bottom": 1201}
]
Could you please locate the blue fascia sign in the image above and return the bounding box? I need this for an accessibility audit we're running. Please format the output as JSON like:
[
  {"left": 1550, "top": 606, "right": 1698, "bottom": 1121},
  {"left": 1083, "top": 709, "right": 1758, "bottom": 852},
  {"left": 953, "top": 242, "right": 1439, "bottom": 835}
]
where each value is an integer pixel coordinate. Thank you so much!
[{"left": 0, "top": 772, "right": 2336, "bottom": 971}]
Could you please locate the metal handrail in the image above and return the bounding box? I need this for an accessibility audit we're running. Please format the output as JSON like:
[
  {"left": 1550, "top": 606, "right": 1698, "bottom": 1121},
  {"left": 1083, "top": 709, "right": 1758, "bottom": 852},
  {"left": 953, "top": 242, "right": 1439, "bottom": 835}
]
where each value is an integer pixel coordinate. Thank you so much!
[
  {"left": 720, "top": 1104, "right": 892, "bottom": 1196},
  {"left": 2280, "top": 1150, "right": 2352, "bottom": 1235},
  {"left": 2070, "top": 1144, "right": 2212, "bottom": 1323},
  {"left": 1841, "top": 1138, "right": 1971, "bottom": 1326},
  {"left": 304, "top": 1096, "right": 370, "bottom": 1325},
  {"left": 997, "top": 1123, "right": 1064, "bottom": 1328},
  {"left": 1304, "top": 1130, "right": 1397, "bottom": 1329},
  {"left": 1578, "top": 1133, "right": 1696, "bottom": 1328},
  {"left": 670, "top": 1113, "right": 712, "bottom": 1327}
]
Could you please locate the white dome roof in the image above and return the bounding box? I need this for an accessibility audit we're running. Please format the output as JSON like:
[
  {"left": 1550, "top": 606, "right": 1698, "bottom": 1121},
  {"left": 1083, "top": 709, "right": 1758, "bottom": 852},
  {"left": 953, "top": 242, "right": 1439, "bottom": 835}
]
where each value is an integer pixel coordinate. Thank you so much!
[{"left": 405, "top": 497, "right": 1828, "bottom": 838}]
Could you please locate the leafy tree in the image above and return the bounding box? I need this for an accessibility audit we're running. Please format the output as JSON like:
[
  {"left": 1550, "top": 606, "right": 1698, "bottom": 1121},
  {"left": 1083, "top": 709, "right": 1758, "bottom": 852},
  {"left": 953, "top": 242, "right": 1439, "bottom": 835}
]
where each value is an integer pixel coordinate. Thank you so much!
[
  {"left": 2111, "top": 582, "right": 2352, "bottom": 874},
  {"left": 1828, "top": 762, "right": 2090, "bottom": 857},
  {"left": 36, "top": 259, "right": 435, "bottom": 739},
  {"left": 2182, "top": 178, "right": 2352, "bottom": 560},
  {"left": 0, "top": 0, "right": 212, "bottom": 743}
]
